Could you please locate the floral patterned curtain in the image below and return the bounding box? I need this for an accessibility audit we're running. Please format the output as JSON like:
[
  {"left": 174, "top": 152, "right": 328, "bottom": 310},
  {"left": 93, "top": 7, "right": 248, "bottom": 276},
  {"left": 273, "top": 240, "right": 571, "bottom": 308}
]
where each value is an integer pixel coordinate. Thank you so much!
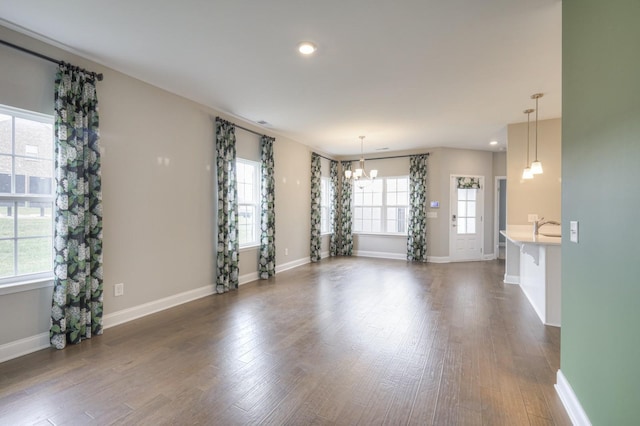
[
  {"left": 310, "top": 153, "right": 322, "bottom": 262},
  {"left": 259, "top": 136, "right": 276, "bottom": 278},
  {"left": 329, "top": 160, "right": 339, "bottom": 256},
  {"left": 339, "top": 161, "right": 353, "bottom": 256},
  {"left": 457, "top": 177, "right": 481, "bottom": 189},
  {"left": 407, "top": 155, "right": 428, "bottom": 262},
  {"left": 215, "top": 118, "right": 239, "bottom": 293},
  {"left": 50, "top": 64, "right": 103, "bottom": 350}
]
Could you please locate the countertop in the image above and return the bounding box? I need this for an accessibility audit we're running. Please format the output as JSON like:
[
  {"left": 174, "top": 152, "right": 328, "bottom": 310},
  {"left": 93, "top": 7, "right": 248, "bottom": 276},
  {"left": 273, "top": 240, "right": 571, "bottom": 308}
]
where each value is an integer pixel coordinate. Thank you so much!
[{"left": 501, "top": 227, "right": 562, "bottom": 246}]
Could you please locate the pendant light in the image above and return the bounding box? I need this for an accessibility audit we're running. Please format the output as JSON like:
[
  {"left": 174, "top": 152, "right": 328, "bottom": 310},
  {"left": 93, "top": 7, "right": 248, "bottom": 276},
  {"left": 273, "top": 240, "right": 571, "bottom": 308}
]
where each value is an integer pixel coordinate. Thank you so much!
[
  {"left": 530, "top": 93, "right": 544, "bottom": 175},
  {"left": 522, "top": 109, "right": 534, "bottom": 180},
  {"left": 344, "top": 136, "right": 378, "bottom": 187}
]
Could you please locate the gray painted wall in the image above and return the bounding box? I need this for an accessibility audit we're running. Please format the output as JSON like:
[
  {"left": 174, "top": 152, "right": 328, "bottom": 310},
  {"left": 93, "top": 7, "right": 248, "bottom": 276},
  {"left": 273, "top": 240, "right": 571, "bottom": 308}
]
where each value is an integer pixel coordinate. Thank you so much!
[
  {"left": 0, "top": 25, "right": 313, "bottom": 346},
  {"left": 0, "top": 24, "right": 506, "bottom": 353}
]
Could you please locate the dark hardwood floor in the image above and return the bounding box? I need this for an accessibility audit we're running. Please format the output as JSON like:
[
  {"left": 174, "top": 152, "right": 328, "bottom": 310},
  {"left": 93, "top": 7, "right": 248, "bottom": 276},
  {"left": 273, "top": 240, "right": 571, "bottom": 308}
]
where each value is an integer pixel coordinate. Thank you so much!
[{"left": 0, "top": 258, "right": 571, "bottom": 425}]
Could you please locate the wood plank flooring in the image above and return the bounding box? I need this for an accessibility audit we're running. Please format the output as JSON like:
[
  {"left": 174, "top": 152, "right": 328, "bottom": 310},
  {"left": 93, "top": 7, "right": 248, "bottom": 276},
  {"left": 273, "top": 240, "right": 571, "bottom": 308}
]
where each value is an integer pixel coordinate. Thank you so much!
[{"left": 0, "top": 258, "right": 571, "bottom": 425}]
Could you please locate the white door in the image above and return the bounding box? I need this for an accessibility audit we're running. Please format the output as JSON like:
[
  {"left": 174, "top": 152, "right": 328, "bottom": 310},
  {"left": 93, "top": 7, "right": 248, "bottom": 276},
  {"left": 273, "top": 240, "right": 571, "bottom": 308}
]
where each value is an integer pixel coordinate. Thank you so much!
[{"left": 450, "top": 176, "right": 484, "bottom": 261}]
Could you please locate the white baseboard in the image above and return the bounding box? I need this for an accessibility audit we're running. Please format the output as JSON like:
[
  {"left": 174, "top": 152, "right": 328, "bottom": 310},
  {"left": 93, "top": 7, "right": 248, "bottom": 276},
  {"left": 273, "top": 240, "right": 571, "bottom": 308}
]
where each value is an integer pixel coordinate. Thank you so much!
[
  {"left": 555, "top": 370, "right": 592, "bottom": 426},
  {"left": 103, "top": 284, "right": 215, "bottom": 329},
  {"left": 239, "top": 272, "right": 259, "bottom": 286},
  {"left": 504, "top": 274, "right": 520, "bottom": 285},
  {"left": 321, "top": 251, "right": 330, "bottom": 259},
  {"left": 276, "top": 257, "right": 310, "bottom": 273},
  {"left": 354, "top": 250, "right": 406, "bottom": 260},
  {"left": 427, "top": 256, "right": 450, "bottom": 263},
  {"left": 0, "top": 332, "right": 50, "bottom": 363}
]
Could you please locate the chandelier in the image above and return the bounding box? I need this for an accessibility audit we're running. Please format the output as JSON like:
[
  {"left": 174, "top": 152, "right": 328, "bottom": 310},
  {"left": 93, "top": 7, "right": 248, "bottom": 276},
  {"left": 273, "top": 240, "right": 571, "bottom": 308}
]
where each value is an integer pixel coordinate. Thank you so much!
[{"left": 344, "top": 136, "right": 378, "bottom": 187}]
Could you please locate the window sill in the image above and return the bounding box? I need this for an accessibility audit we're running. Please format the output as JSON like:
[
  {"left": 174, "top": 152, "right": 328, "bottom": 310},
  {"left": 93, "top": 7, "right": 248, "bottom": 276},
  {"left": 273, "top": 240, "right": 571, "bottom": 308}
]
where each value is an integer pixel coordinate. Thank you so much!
[
  {"left": 354, "top": 232, "right": 407, "bottom": 237},
  {"left": 239, "top": 244, "right": 260, "bottom": 253},
  {"left": 0, "top": 275, "right": 54, "bottom": 296}
]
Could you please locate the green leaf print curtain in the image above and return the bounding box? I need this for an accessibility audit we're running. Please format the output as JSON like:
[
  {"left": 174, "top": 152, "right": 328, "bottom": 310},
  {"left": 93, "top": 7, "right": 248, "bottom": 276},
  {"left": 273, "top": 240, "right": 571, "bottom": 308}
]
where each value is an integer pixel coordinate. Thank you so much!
[
  {"left": 407, "top": 154, "right": 428, "bottom": 262},
  {"left": 215, "top": 118, "right": 239, "bottom": 292},
  {"left": 310, "top": 153, "right": 322, "bottom": 262},
  {"left": 259, "top": 135, "right": 276, "bottom": 278},
  {"left": 457, "top": 177, "right": 481, "bottom": 189},
  {"left": 339, "top": 161, "right": 353, "bottom": 256},
  {"left": 50, "top": 64, "right": 103, "bottom": 350},
  {"left": 329, "top": 160, "right": 339, "bottom": 257}
]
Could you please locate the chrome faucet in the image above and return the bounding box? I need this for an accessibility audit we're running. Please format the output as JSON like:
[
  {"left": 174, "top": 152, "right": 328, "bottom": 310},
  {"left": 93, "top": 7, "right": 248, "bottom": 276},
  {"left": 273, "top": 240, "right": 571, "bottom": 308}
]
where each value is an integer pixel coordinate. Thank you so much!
[{"left": 533, "top": 217, "right": 561, "bottom": 235}]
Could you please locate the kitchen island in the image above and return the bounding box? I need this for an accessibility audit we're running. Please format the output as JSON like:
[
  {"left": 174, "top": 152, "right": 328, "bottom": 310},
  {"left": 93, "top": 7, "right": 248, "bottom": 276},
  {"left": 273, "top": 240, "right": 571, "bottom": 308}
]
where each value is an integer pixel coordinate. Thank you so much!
[{"left": 501, "top": 226, "right": 561, "bottom": 327}]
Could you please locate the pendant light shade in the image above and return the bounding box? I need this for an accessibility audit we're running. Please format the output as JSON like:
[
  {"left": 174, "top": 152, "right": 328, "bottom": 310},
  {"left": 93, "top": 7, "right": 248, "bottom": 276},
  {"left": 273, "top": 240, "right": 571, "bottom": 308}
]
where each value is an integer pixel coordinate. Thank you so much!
[
  {"left": 531, "top": 93, "right": 544, "bottom": 175},
  {"left": 522, "top": 109, "right": 534, "bottom": 180},
  {"left": 530, "top": 160, "right": 543, "bottom": 175}
]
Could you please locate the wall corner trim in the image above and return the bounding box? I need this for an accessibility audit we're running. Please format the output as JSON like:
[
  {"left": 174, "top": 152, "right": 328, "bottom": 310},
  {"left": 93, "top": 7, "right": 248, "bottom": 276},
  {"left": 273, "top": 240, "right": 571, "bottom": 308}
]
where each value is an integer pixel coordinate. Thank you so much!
[
  {"left": 426, "top": 256, "right": 450, "bottom": 263},
  {"left": 354, "top": 250, "right": 406, "bottom": 260},
  {"left": 103, "top": 284, "right": 216, "bottom": 329},
  {"left": 503, "top": 274, "right": 520, "bottom": 285},
  {"left": 555, "top": 369, "right": 592, "bottom": 426},
  {"left": 0, "top": 332, "right": 50, "bottom": 363},
  {"left": 276, "top": 257, "right": 311, "bottom": 274}
]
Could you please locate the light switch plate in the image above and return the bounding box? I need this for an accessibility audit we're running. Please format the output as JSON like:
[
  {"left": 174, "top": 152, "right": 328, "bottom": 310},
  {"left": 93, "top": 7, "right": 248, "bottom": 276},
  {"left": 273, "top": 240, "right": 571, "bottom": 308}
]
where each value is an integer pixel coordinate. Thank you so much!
[
  {"left": 570, "top": 221, "right": 579, "bottom": 243},
  {"left": 427, "top": 212, "right": 437, "bottom": 219}
]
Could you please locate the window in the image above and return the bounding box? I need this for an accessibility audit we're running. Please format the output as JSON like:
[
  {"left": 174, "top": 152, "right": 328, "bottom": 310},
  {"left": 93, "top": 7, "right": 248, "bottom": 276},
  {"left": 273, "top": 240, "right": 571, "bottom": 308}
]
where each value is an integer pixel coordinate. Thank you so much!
[
  {"left": 457, "top": 187, "right": 477, "bottom": 234},
  {"left": 320, "top": 176, "right": 333, "bottom": 234},
  {"left": 353, "top": 176, "right": 409, "bottom": 234},
  {"left": 385, "top": 177, "right": 409, "bottom": 233},
  {"left": 236, "top": 158, "right": 261, "bottom": 247},
  {"left": 0, "top": 105, "right": 54, "bottom": 282}
]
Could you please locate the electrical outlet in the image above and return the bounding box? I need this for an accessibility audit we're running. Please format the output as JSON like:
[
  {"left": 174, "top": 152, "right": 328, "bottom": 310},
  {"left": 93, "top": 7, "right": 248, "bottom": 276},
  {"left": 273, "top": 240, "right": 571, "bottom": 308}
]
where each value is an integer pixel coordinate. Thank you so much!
[
  {"left": 114, "top": 283, "right": 124, "bottom": 297},
  {"left": 285, "top": 248, "right": 289, "bottom": 256},
  {"left": 528, "top": 214, "right": 539, "bottom": 223}
]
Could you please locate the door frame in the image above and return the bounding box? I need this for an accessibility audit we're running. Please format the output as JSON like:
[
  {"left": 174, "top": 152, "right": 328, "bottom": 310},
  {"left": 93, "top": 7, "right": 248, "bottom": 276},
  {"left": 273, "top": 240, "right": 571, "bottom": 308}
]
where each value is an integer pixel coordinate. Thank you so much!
[
  {"left": 449, "top": 174, "right": 484, "bottom": 261},
  {"left": 494, "top": 176, "right": 506, "bottom": 260}
]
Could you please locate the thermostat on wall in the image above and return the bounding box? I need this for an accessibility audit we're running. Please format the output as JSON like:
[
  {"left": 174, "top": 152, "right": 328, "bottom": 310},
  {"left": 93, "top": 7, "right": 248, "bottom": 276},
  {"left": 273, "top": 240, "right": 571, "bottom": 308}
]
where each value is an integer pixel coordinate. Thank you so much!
[{"left": 430, "top": 201, "right": 440, "bottom": 208}]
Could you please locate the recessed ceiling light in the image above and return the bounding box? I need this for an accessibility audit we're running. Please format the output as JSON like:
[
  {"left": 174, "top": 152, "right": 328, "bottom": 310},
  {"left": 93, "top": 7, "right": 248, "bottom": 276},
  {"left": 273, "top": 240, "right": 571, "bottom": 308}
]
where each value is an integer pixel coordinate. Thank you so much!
[
  {"left": 490, "top": 140, "right": 498, "bottom": 145},
  {"left": 298, "top": 41, "right": 317, "bottom": 55}
]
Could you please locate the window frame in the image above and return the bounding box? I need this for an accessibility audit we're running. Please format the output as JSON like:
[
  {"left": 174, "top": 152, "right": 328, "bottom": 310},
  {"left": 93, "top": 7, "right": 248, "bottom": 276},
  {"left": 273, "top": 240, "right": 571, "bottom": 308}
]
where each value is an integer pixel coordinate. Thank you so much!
[
  {"left": 0, "top": 104, "right": 55, "bottom": 288},
  {"left": 236, "top": 157, "right": 262, "bottom": 250},
  {"left": 320, "top": 176, "right": 333, "bottom": 235},
  {"left": 352, "top": 176, "right": 410, "bottom": 235}
]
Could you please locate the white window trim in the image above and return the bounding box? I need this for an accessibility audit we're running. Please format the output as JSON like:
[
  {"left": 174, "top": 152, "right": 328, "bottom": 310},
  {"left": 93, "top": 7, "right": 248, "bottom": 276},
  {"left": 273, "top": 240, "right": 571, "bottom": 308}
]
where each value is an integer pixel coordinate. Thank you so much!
[
  {"left": 0, "top": 104, "right": 55, "bottom": 289},
  {"left": 353, "top": 176, "right": 410, "bottom": 235},
  {"left": 0, "top": 274, "right": 54, "bottom": 295},
  {"left": 236, "top": 158, "right": 261, "bottom": 249},
  {"left": 320, "top": 176, "right": 333, "bottom": 236}
]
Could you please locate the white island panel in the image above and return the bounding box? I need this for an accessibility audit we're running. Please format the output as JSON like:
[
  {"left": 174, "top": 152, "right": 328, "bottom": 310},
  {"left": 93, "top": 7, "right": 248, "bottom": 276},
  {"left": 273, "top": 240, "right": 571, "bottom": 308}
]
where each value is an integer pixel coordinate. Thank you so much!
[{"left": 501, "top": 226, "right": 562, "bottom": 326}]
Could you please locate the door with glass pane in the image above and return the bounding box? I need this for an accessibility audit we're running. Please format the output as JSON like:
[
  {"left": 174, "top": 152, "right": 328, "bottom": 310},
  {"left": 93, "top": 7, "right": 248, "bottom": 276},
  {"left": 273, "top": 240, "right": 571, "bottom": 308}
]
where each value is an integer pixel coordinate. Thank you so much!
[{"left": 450, "top": 176, "right": 484, "bottom": 261}]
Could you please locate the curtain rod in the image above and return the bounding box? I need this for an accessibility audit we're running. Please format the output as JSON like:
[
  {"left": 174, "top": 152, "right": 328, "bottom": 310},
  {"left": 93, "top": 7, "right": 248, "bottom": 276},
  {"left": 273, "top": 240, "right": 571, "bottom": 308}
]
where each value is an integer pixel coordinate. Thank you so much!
[
  {"left": 344, "top": 152, "right": 430, "bottom": 162},
  {"left": 235, "top": 123, "right": 268, "bottom": 138},
  {"left": 0, "top": 39, "right": 104, "bottom": 81},
  {"left": 313, "top": 152, "right": 336, "bottom": 162},
  {"left": 314, "top": 152, "right": 429, "bottom": 163},
  {"left": 218, "top": 116, "right": 271, "bottom": 138}
]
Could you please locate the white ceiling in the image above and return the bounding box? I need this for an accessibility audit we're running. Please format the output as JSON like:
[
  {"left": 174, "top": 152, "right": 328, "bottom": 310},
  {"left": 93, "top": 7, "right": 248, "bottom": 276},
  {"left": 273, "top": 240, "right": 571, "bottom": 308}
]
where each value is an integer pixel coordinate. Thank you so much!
[{"left": 0, "top": 0, "right": 562, "bottom": 156}]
